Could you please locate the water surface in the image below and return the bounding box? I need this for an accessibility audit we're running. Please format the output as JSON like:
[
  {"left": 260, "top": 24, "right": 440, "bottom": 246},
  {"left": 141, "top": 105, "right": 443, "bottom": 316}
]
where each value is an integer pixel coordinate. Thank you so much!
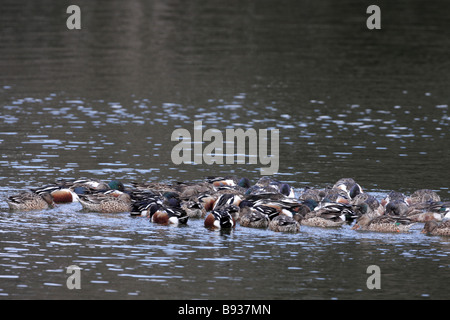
[
  {"left": 0, "top": 0, "right": 449, "bottom": 299},
  {"left": 0, "top": 201, "right": 449, "bottom": 300}
]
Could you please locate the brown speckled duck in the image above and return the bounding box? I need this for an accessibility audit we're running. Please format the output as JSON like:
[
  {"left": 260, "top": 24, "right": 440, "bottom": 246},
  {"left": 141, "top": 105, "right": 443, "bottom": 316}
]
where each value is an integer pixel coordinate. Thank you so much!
[
  {"left": 7, "top": 192, "right": 54, "bottom": 211},
  {"left": 407, "top": 189, "right": 440, "bottom": 205},
  {"left": 421, "top": 220, "right": 450, "bottom": 236},
  {"left": 352, "top": 213, "right": 415, "bottom": 233},
  {"left": 78, "top": 192, "right": 132, "bottom": 213},
  {"left": 239, "top": 206, "right": 270, "bottom": 229},
  {"left": 268, "top": 215, "right": 300, "bottom": 233}
]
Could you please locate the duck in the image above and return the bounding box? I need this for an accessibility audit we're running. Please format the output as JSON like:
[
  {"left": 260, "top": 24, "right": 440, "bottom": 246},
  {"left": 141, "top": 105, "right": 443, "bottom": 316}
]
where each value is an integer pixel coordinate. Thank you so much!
[
  {"left": 407, "top": 211, "right": 443, "bottom": 223},
  {"left": 244, "top": 177, "right": 276, "bottom": 196},
  {"left": 236, "top": 177, "right": 252, "bottom": 189},
  {"left": 248, "top": 198, "right": 296, "bottom": 219},
  {"left": 321, "top": 187, "right": 351, "bottom": 204},
  {"left": 248, "top": 177, "right": 295, "bottom": 198},
  {"left": 380, "top": 190, "right": 407, "bottom": 207},
  {"left": 421, "top": 220, "right": 450, "bottom": 236},
  {"left": 150, "top": 205, "right": 188, "bottom": 226},
  {"left": 333, "top": 178, "right": 363, "bottom": 199},
  {"left": 174, "top": 181, "right": 216, "bottom": 199},
  {"left": 130, "top": 194, "right": 162, "bottom": 217},
  {"left": 300, "top": 214, "right": 345, "bottom": 228},
  {"left": 238, "top": 197, "right": 281, "bottom": 222},
  {"left": 268, "top": 215, "right": 300, "bottom": 233},
  {"left": 56, "top": 178, "right": 115, "bottom": 192},
  {"left": 250, "top": 203, "right": 281, "bottom": 220},
  {"left": 205, "top": 176, "right": 239, "bottom": 188},
  {"left": 298, "top": 187, "right": 325, "bottom": 202},
  {"left": 40, "top": 178, "right": 126, "bottom": 203},
  {"left": 131, "top": 181, "right": 177, "bottom": 194},
  {"left": 300, "top": 202, "right": 351, "bottom": 228},
  {"left": 181, "top": 198, "right": 207, "bottom": 218},
  {"left": 351, "top": 213, "right": 415, "bottom": 233},
  {"left": 212, "top": 193, "right": 242, "bottom": 210},
  {"left": 245, "top": 184, "right": 278, "bottom": 196},
  {"left": 407, "top": 189, "right": 440, "bottom": 205},
  {"left": 107, "top": 180, "right": 126, "bottom": 192},
  {"left": 239, "top": 206, "right": 270, "bottom": 228},
  {"left": 291, "top": 199, "right": 316, "bottom": 219},
  {"left": 402, "top": 200, "right": 448, "bottom": 222},
  {"left": 31, "top": 184, "right": 80, "bottom": 203},
  {"left": 204, "top": 206, "right": 236, "bottom": 230},
  {"left": 207, "top": 176, "right": 251, "bottom": 191},
  {"left": 78, "top": 192, "right": 132, "bottom": 213},
  {"left": 197, "top": 193, "right": 218, "bottom": 212},
  {"left": 7, "top": 191, "right": 54, "bottom": 211},
  {"left": 350, "top": 193, "right": 383, "bottom": 217},
  {"left": 160, "top": 191, "right": 182, "bottom": 206},
  {"left": 385, "top": 199, "right": 409, "bottom": 216}
]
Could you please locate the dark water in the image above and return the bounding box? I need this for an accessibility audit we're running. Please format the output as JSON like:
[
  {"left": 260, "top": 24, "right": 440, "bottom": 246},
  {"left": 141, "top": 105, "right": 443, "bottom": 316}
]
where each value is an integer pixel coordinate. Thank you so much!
[{"left": 0, "top": 0, "right": 449, "bottom": 300}]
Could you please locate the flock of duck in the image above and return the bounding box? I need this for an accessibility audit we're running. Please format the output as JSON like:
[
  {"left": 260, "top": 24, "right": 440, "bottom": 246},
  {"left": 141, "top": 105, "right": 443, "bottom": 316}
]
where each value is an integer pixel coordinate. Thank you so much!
[{"left": 5, "top": 176, "right": 450, "bottom": 236}]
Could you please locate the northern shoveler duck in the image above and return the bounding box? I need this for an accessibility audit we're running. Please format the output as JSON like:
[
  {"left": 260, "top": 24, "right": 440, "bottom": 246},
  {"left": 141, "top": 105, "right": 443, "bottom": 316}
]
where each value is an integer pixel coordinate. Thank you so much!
[
  {"left": 205, "top": 176, "right": 238, "bottom": 188},
  {"left": 212, "top": 193, "right": 242, "bottom": 210},
  {"left": 244, "top": 192, "right": 287, "bottom": 204},
  {"left": 380, "top": 190, "right": 407, "bottom": 207},
  {"left": 175, "top": 181, "right": 216, "bottom": 199},
  {"left": 200, "top": 179, "right": 251, "bottom": 201},
  {"left": 248, "top": 199, "right": 293, "bottom": 219},
  {"left": 150, "top": 205, "right": 188, "bottom": 226},
  {"left": 78, "top": 192, "right": 132, "bottom": 213},
  {"left": 206, "top": 176, "right": 251, "bottom": 190},
  {"left": 292, "top": 199, "right": 316, "bottom": 218},
  {"left": 237, "top": 177, "right": 252, "bottom": 189},
  {"left": 300, "top": 202, "right": 351, "bottom": 228},
  {"left": 407, "top": 211, "right": 443, "bottom": 222},
  {"left": 407, "top": 189, "right": 441, "bottom": 205},
  {"left": 249, "top": 177, "right": 295, "bottom": 198},
  {"left": 268, "top": 215, "right": 300, "bottom": 233},
  {"left": 204, "top": 206, "right": 236, "bottom": 229},
  {"left": 321, "top": 187, "right": 351, "bottom": 204},
  {"left": 181, "top": 198, "right": 207, "bottom": 218},
  {"left": 351, "top": 214, "right": 415, "bottom": 233},
  {"left": 130, "top": 194, "right": 162, "bottom": 217},
  {"left": 404, "top": 200, "right": 449, "bottom": 222},
  {"left": 333, "top": 178, "right": 363, "bottom": 199},
  {"left": 245, "top": 193, "right": 302, "bottom": 215},
  {"left": 421, "top": 220, "right": 450, "bottom": 236},
  {"left": 245, "top": 184, "right": 277, "bottom": 196},
  {"left": 32, "top": 184, "right": 80, "bottom": 203},
  {"left": 298, "top": 187, "right": 325, "bottom": 202},
  {"left": 46, "top": 178, "right": 125, "bottom": 200},
  {"left": 7, "top": 192, "right": 54, "bottom": 211},
  {"left": 56, "top": 178, "right": 114, "bottom": 192},
  {"left": 160, "top": 191, "right": 181, "bottom": 206},
  {"left": 300, "top": 214, "right": 344, "bottom": 228},
  {"left": 197, "top": 193, "right": 218, "bottom": 212},
  {"left": 251, "top": 203, "right": 281, "bottom": 220},
  {"left": 214, "top": 185, "right": 248, "bottom": 199},
  {"left": 350, "top": 193, "right": 383, "bottom": 217},
  {"left": 385, "top": 199, "right": 409, "bottom": 216},
  {"left": 205, "top": 176, "right": 251, "bottom": 189},
  {"left": 131, "top": 181, "right": 177, "bottom": 195},
  {"left": 239, "top": 206, "right": 270, "bottom": 228}
]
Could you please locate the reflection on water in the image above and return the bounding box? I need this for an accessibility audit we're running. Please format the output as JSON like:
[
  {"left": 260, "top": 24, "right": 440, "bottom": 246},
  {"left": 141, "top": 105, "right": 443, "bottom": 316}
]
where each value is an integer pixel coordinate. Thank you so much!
[
  {"left": 0, "top": 92, "right": 448, "bottom": 196},
  {"left": 0, "top": 0, "right": 449, "bottom": 299}
]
